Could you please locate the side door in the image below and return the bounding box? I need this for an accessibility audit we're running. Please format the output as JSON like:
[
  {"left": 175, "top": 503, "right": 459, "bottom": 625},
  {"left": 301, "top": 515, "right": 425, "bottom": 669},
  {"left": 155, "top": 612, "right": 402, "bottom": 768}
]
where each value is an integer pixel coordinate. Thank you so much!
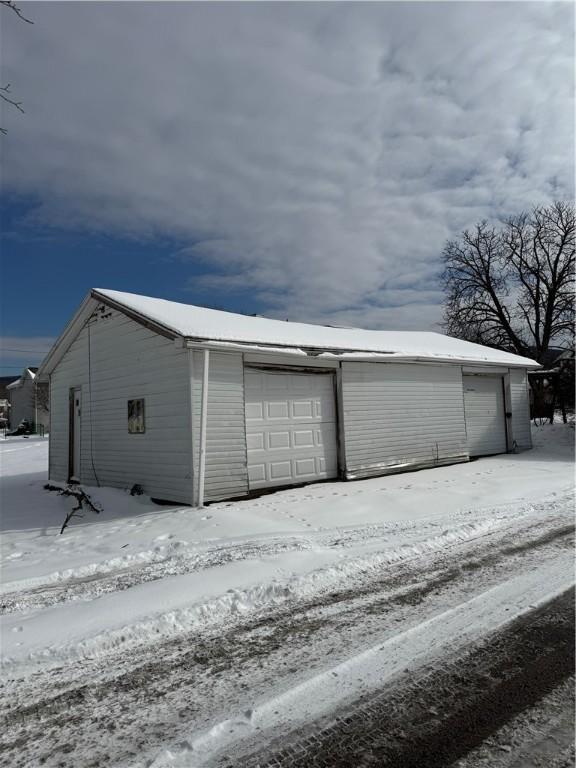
[{"left": 68, "top": 386, "right": 82, "bottom": 482}]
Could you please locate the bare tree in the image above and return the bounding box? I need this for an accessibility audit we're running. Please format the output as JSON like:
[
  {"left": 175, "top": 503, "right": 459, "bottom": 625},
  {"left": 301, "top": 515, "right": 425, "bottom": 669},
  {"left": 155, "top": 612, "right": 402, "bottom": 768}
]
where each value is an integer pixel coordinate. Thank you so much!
[
  {"left": 35, "top": 381, "right": 49, "bottom": 413},
  {"left": 442, "top": 201, "right": 575, "bottom": 364},
  {"left": 1, "top": 0, "right": 33, "bottom": 135}
]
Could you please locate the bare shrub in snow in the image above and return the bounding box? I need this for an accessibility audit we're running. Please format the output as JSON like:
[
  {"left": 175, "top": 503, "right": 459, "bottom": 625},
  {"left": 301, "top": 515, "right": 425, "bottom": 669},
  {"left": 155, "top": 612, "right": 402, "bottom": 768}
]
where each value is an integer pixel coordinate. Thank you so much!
[{"left": 44, "top": 483, "right": 102, "bottom": 534}]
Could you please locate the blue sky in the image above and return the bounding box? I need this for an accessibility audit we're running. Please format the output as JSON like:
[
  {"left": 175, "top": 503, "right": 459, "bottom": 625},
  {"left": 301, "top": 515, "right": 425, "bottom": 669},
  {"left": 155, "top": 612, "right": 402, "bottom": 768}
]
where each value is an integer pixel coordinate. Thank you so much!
[
  {"left": 1, "top": 1, "right": 574, "bottom": 376},
  {"left": 1, "top": 193, "right": 259, "bottom": 375}
]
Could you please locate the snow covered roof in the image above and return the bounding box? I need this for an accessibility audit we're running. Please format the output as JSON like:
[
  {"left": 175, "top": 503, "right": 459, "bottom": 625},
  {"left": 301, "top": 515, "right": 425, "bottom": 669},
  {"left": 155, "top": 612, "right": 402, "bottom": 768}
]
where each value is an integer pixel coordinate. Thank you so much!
[
  {"left": 6, "top": 368, "right": 36, "bottom": 390},
  {"left": 90, "top": 289, "right": 538, "bottom": 369}
]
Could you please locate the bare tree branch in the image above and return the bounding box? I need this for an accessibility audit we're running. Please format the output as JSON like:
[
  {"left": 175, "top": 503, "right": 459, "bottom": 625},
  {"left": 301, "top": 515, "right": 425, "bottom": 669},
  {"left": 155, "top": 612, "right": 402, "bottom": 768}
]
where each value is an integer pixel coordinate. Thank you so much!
[
  {"left": 442, "top": 202, "right": 575, "bottom": 364},
  {"left": 35, "top": 381, "right": 49, "bottom": 413},
  {"left": 44, "top": 483, "right": 102, "bottom": 534},
  {"left": 1, "top": 0, "right": 32, "bottom": 134},
  {"left": 0, "top": 84, "right": 25, "bottom": 113},
  {"left": 0, "top": 0, "right": 33, "bottom": 24}
]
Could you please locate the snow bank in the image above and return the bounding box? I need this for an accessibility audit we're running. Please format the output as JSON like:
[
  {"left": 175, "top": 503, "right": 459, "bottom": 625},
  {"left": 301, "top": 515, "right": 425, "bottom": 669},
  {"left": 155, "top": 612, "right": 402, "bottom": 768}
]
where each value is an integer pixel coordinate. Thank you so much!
[{"left": 0, "top": 508, "right": 560, "bottom": 670}]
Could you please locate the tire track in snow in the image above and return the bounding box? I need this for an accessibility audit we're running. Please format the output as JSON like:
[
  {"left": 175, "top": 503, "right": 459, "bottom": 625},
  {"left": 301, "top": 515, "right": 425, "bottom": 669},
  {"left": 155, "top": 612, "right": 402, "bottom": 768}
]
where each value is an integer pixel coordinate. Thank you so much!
[
  {"left": 456, "top": 675, "right": 575, "bottom": 768},
  {"left": 227, "top": 589, "right": 575, "bottom": 768},
  {"left": 1, "top": 520, "right": 572, "bottom": 768}
]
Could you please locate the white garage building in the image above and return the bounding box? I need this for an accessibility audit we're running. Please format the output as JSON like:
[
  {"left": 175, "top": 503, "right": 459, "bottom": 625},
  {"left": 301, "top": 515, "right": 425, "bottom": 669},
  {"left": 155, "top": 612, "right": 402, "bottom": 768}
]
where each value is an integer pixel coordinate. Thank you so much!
[{"left": 38, "top": 289, "right": 538, "bottom": 505}]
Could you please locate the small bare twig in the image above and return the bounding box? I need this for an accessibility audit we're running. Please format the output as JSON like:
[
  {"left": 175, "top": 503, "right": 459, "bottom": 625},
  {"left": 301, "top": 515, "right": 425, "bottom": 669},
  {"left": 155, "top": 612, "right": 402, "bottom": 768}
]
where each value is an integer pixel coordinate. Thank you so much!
[
  {"left": 1, "top": 1, "right": 32, "bottom": 134},
  {"left": 0, "top": 84, "right": 25, "bottom": 113},
  {"left": 44, "top": 483, "right": 102, "bottom": 534},
  {"left": 0, "top": 1, "right": 33, "bottom": 24},
  {"left": 0, "top": 84, "right": 25, "bottom": 133}
]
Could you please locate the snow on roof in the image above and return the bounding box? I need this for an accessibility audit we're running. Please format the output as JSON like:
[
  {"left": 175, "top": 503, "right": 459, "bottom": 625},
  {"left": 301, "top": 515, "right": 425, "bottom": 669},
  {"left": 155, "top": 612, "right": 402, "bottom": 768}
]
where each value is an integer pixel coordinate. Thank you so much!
[
  {"left": 6, "top": 368, "right": 37, "bottom": 389},
  {"left": 94, "top": 289, "right": 538, "bottom": 368}
]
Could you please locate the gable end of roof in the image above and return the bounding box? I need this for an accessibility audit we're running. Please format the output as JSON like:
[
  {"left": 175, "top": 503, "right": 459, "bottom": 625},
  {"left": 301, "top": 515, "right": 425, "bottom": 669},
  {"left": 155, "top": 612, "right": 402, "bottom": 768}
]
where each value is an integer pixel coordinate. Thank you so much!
[{"left": 90, "top": 290, "right": 180, "bottom": 341}]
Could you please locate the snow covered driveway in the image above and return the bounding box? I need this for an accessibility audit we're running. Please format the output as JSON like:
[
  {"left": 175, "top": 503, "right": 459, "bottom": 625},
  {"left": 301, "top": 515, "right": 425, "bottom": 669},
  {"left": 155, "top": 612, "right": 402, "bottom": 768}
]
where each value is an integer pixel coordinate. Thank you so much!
[{"left": 1, "top": 425, "right": 574, "bottom": 767}]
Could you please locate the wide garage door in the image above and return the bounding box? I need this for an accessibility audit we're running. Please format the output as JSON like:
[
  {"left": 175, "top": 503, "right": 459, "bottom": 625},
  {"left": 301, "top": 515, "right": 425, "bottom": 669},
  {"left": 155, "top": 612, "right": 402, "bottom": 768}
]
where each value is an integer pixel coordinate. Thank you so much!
[
  {"left": 244, "top": 368, "right": 338, "bottom": 490},
  {"left": 463, "top": 375, "right": 507, "bottom": 457}
]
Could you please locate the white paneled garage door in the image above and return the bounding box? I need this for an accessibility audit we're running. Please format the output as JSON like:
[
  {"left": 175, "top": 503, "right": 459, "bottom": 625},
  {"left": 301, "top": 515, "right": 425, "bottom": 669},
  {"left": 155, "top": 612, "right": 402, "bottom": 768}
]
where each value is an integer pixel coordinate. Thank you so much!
[
  {"left": 463, "top": 375, "right": 507, "bottom": 457},
  {"left": 244, "top": 368, "right": 338, "bottom": 490}
]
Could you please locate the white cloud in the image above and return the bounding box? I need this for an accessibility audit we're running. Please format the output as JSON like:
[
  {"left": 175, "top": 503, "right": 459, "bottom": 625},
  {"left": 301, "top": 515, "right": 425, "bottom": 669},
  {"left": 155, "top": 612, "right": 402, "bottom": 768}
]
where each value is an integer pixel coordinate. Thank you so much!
[{"left": 3, "top": 1, "right": 574, "bottom": 329}]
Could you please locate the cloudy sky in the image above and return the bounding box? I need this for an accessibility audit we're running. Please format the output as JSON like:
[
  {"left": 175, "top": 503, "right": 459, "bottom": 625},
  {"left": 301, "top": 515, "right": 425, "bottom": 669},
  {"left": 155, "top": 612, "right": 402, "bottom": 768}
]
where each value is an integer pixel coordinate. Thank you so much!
[{"left": 1, "top": 1, "right": 574, "bottom": 374}]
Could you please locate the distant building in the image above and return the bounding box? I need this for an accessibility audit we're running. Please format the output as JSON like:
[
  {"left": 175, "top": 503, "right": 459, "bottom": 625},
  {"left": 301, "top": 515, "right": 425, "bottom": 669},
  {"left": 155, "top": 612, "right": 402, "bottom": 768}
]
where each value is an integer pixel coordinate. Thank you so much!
[
  {"left": 0, "top": 375, "right": 15, "bottom": 427},
  {"left": 528, "top": 348, "right": 575, "bottom": 422},
  {"left": 6, "top": 367, "right": 50, "bottom": 432}
]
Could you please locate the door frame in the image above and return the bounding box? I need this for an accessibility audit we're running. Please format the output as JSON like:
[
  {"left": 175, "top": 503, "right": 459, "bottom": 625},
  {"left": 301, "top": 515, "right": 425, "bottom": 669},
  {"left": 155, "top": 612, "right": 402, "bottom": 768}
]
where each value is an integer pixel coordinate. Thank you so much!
[
  {"left": 462, "top": 373, "right": 508, "bottom": 457},
  {"left": 68, "top": 386, "right": 82, "bottom": 482}
]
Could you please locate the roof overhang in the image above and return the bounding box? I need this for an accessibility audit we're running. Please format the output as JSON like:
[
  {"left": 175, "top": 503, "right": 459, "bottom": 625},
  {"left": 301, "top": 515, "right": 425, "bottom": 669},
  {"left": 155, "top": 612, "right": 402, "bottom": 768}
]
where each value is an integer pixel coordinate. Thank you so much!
[
  {"left": 90, "top": 289, "right": 181, "bottom": 341},
  {"left": 185, "top": 339, "right": 541, "bottom": 369},
  {"left": 37, "top": 290, "right": 184, "bottom": 380},
  {"left": 36, "top": 294, "right": 96, "bottom": 379}
]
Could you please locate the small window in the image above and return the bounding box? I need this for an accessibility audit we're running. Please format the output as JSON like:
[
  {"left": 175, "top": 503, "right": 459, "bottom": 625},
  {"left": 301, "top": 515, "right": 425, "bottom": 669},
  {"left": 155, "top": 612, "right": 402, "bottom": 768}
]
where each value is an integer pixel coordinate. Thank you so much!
[{"left": 128, "top": 399, "right": 145, "bottom": 433}]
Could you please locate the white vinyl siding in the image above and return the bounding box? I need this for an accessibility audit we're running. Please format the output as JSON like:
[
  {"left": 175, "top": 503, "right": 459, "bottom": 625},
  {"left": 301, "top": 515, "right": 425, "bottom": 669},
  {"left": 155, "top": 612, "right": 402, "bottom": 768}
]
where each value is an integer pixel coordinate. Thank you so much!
[
  {"left": 509, "top": 368, "right": 532, "bottom": 450},
  {"left": 49, "top": 308, "right": 193, "bottom": 503},
  {"left": 190, "top": 351, "right": 248, "bottom": 503},
  {"left": 463, "top": 375, "right": 507, "bottom": 457},
  {"left": 244, "top": 368, "right": 337, "bottom": 490},
  {"left": 341, "top": 362, "right": 468, "bottom": 478}
]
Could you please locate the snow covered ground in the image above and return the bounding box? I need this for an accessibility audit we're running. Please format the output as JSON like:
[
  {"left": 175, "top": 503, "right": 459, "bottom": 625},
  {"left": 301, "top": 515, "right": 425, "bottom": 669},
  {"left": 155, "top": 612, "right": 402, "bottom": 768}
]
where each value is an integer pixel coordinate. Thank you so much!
[{"left": 1, "top": 424, "right": 574, "bottom": 767}]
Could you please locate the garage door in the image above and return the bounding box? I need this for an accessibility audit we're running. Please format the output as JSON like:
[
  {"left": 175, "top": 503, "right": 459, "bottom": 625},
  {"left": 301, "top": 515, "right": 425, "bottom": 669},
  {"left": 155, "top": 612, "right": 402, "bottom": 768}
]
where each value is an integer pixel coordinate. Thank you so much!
[
  {"left": 463, "top": 375, "right": 507, "bottom": 457},
  {"left": 244, "top": 368, "right": 338, "bottom": 490}
]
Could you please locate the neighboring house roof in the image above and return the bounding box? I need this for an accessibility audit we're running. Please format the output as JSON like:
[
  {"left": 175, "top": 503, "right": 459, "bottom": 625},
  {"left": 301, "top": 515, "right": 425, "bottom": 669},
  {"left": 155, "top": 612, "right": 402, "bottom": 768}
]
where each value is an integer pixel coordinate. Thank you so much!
[
  {"left": 38, "top": 289, "right": 540, "bottom": 376},
  {"left": 526, "top": 347, "right": 574, "bottom": 369},
  {"left": 529, "top": 348, "right": 574, "bottom": 376},
  {"left": 6, "top": 367, "right": 38, "bottom": 390}
]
